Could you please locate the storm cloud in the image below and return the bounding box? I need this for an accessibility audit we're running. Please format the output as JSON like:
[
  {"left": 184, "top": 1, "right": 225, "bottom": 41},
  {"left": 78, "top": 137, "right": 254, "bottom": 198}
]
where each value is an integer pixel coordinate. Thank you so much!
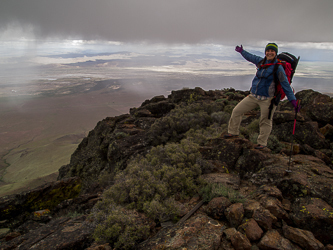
[{"left": 1, "top": 0, "right": 333, "bottom": 44}]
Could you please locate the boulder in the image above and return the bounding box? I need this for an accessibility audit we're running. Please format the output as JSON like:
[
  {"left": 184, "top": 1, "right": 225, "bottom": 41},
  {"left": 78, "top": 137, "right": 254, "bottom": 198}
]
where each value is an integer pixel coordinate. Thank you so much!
[
  {"left": 247, "top": 154, "right": 333, "bottom": 209},
  {"left": 273, "top": 121, "right": 329, "bottom": 150},
  {"left": 169, "top": 87, "right": 206, "bottom": 103},
  {"left": 0, "top": 216, "right": 93, "bottom": 250},
  {"left": 225, "top": 203, "right": 244, "bottom": 228},
  {"left": 254, "top": 185, "right": 283, "bottom": 200},
  {"left": 238, "top": 218, "right": 263, "bottom": 241},
  {"left": 282, "top": 222, "right": 324, "bottom": 250},
  {"left": 201, "top": 137, "right": 253, "bottom": 172},
  {"left": 137, "top": 214, "right": 225, "bottom": 250},
  {"left": 223, "top": 227, "right": 238, "bottom": 240},
  {"left": 243, "top": 200, "right": 262, "bottom": 218},
  {"left": 130, "top": 100, "right": 175, "bottom": 118},
  {"left": 204, "top": 196, "right": 232, "bottom": 221},
  {"left": 295, "top": 89, "right": 332, "bottom": 107},
  {"left": 258, "top": 230, "right": 298, "bottom": 250},
  {"left": 0, "top": 177, "right": 81, "bottom": 225},
  {"left": 294, "top": 89, "right": 333, "bottom": 126},
  {"left": 291, "top": 197, "right": 333, "bottom": 244},
  {"left": 230, "top": 231, "right": 252, "bottom": 250},
  {"left": 252, "top": 207, "right": 277, "bottom": 231},
  {"left": 308, "top": 102, "right": 333, "bottom": 125},
  {"left": 320, "top": 124, "right": 333, "bottom": 140},
  {"left": 260, "top": 196, "right": 289, "bottom": 221},
  {"left": 235, "top": 148, "right": 271, "bottom": 179},
  {"left": 300, "top": 144, "right": 332, "bottom": 166},
  {"left": 273, "top": 111, "right": 305, "bottom": 124}
]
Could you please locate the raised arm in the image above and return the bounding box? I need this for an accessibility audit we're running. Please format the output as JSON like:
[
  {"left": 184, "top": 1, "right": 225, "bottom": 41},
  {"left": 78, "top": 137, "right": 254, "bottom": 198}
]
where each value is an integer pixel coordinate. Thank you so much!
[{"left": 235, "top": 45, "right": 264, "bottom": 66}]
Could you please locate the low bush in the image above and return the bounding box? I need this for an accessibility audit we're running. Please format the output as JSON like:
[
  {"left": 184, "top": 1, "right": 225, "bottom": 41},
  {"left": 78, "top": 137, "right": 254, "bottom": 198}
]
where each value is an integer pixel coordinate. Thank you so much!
[
  {"left": 267, "top": 134, "right": 284, "bottom": 153},
  {"left": 107, "top": 139, "right": 203, "bottom": 211},
  {"left": 185, "top": 124, "right": 223, "bottom": 146},
  {"left": 246, "top": 118, "right": 260, "bottom": 135},
  {"left": 90, "top": 203, "right": 150, "bottom": 250},
  {"left": 224, "top": 105, "right": 235, "bottom": 114},
  {"left": 211, "top": 111, "right": 230, "bottom": 126},
  {"left": 200, "top": 183, "right": 246, "bottom": 203},
  {"left": 215, "top": 98, "right": 229, "bottom": 105},
  {"left": 90, "top": 139, "right": 208, "bottom": 248},
  {"left": 147, "top": 101, "right": 225, "bottom": 146},
  {"left": 249, "top": 133, "right": 259, "bottom": 144}
]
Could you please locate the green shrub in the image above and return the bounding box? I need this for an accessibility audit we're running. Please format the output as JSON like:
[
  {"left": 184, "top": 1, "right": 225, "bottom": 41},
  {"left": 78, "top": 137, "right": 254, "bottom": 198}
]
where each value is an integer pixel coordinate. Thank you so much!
[
  {"left": 238, "top": 126, "right": 248, "bottom": 139},
  {"left": 96, "top": 139, "right": 204, "bottom": 217},
  {"left": 225, "top": 92, "right": 235, "bottom": 98},
  {"left": 185, "top": 124, "right": 223, "bottom": 146},
  {"left": 224, "top": 105, "right": 235, "bottom": 114},
  {"left": 67, "top": 211, "right": 83, "bottom": 218},
  {"left": 90, "top": 139, "right": 209, "bottom": 247},
  {"left": 229, "top": 100, "right": 239, "bottom": 106},
  {"left": 267, "top": 134, "right": 284, "bottom": 154},
  {"left": 91, "top": 203, "right": 150, "bottom": 250},
  {"left": 246, "top": 118, "right": 260, "bottom": 135},
  {"left": 211, "top": 111, "right": 230, "bottom": 125},
  {"left": 215, "top": 98, "right": 229, "bottom": 105},
  {"left": 147, "top": 102, "right": 224, "bottom": 145},
  {"left": 200, "top": 183, "right": 246, "bottom": 203},
  {"left": 249, "top": 132, "right": 259, "bottom": 144},
  {"left": 142, "top": 195, "right": 180, "bottom": 222},
  {"left": 98, "top": 171, "right": 115, "bottom": 189}
]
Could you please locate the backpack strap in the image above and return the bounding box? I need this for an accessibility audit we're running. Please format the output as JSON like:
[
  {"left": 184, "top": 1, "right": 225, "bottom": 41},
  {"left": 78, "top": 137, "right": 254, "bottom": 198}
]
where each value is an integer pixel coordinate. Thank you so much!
[
  {"left": 269, "top": 61, "right": 282, "bottom": 120},
  {"left": 258, "top": 60, "right": 285, "bottom": 119}
]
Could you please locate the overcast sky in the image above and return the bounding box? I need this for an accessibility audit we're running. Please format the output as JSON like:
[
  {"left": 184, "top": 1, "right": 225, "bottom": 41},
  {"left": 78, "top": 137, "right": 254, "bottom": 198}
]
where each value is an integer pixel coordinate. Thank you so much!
[{"left": 1, "top": 0, "right": 333, "bottom": 44}]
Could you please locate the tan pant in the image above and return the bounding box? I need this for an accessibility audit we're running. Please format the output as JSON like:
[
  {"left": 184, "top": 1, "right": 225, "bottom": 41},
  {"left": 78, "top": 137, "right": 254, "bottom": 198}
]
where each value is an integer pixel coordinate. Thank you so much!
[{"left": 228, "top": 95, "right": 277, "bottom": 146}]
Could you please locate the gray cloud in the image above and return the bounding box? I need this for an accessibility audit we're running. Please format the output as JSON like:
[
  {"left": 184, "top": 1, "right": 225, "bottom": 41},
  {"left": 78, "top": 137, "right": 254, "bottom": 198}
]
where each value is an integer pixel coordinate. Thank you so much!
[{"left": 1, "top": 0, "right": 333, "bottom": 44}]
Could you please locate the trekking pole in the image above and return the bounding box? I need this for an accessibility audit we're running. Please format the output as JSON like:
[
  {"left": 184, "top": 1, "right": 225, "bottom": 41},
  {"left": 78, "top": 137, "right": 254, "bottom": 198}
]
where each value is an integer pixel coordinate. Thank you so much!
[{"left": 287, "top": 100, "right": 300, "bottom": 173}]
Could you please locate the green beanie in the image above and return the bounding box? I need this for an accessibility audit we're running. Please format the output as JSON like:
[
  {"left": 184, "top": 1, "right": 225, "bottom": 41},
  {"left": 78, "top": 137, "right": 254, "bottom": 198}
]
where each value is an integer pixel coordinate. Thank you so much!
[{"left": 265, "top": 43, "right": 278, "bottom": 54}]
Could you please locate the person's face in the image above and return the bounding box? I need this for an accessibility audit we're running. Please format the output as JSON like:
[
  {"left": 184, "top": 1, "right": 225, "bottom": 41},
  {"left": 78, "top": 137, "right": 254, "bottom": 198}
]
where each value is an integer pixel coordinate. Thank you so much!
[{"left": 265, "top": 49, "right": 276, "bottom": 60}]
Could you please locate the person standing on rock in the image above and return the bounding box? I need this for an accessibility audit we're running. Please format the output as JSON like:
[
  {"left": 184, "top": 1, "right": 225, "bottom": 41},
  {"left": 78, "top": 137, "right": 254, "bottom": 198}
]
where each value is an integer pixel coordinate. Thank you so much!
[{"left": 224, "top": 43, "right": 298, "bottom": 149}]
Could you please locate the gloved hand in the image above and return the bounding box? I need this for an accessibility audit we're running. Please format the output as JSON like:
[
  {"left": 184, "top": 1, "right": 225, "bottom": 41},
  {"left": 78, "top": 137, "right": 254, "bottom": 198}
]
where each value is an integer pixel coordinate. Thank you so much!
[
  {"left": 291, "top": 100, "right": 300, "bottom": 112},
  {"left": 235, "top": 45, "right": 243, "bottom": 53}
]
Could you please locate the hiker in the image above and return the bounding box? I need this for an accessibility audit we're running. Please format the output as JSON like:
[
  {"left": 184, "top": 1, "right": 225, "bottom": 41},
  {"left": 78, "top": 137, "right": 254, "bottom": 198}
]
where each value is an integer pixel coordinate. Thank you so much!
[{"left": 224, "top": 43, "right": 298, "bottom": 149}]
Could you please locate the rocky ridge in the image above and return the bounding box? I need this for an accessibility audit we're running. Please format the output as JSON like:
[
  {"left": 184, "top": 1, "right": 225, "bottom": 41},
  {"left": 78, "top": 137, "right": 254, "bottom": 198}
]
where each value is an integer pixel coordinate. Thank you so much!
[{"left": 0, "top": 87, "right": 333, "bottom": 249}]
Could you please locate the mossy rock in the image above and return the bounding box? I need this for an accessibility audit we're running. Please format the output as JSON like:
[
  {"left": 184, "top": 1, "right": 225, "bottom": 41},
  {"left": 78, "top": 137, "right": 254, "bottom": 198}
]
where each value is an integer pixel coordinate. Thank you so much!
[{"left": 0, "top": 177, "right": 82, "bottom": 221}]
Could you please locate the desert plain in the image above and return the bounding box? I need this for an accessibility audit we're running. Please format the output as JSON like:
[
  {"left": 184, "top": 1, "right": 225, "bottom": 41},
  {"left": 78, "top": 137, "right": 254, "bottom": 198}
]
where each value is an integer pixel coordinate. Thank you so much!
[{"left": 0, "top": 75, "right": 164, "bottom": 197}]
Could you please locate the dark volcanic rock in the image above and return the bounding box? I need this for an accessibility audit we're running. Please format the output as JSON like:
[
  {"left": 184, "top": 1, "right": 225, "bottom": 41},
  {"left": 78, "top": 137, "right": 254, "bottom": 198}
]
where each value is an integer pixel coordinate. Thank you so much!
[
  {"left": 204, "top": 196, "right": 232, "bottom": 221},
  {"left": 137, "top": 213, "right": 225, "bottom": 250},
  {"left": 0, "top": 177, "right": 81, "bottom": 227},
  {"left": 238, "top": 218, "right": 263, "bottom": 241},
  {"left": 291, "top": 197, "right": 333, "bottom": 244},
  {"left": 273, "top": 120, "right": 329, "bottom": 149},
  {"left": 57, "top": 87, "right": 228, "bottom": 182},
  {"left": 295, "top": 89, "right": 333, "bottom": 126},
  {"left": 2, "top": 88, "right": 333, "bottom": 249},
  {"left": 258, "top": 230, "right": 298, "bottom": 250},
  {"left": 1, "top": 215, "right": 93, "bottom": 250},
  {"left": 282, "top": 221, "right": 325, "bottom": 250}
]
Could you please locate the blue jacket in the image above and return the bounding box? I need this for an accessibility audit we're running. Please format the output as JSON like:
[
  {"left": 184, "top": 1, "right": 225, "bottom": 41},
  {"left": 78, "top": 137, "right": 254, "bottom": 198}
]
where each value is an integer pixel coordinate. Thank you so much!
[{"left": 241, "top": 50, "right": 296, "bottom": 101}]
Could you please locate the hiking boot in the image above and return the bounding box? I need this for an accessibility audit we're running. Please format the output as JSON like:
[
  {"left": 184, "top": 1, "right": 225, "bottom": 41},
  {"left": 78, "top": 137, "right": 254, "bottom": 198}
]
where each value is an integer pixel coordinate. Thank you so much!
[
  {"left": 223, "top": 133, "right": 238, "bottom": 139},
  {"left": 255, "top": 144, "right": 267, "bottom": 150}
]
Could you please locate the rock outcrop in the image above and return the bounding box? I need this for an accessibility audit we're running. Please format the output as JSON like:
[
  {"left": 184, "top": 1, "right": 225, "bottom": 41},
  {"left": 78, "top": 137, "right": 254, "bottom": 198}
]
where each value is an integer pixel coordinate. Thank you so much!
[{"left": 1, "top": 88, "right": 333, "bottom": 249}]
